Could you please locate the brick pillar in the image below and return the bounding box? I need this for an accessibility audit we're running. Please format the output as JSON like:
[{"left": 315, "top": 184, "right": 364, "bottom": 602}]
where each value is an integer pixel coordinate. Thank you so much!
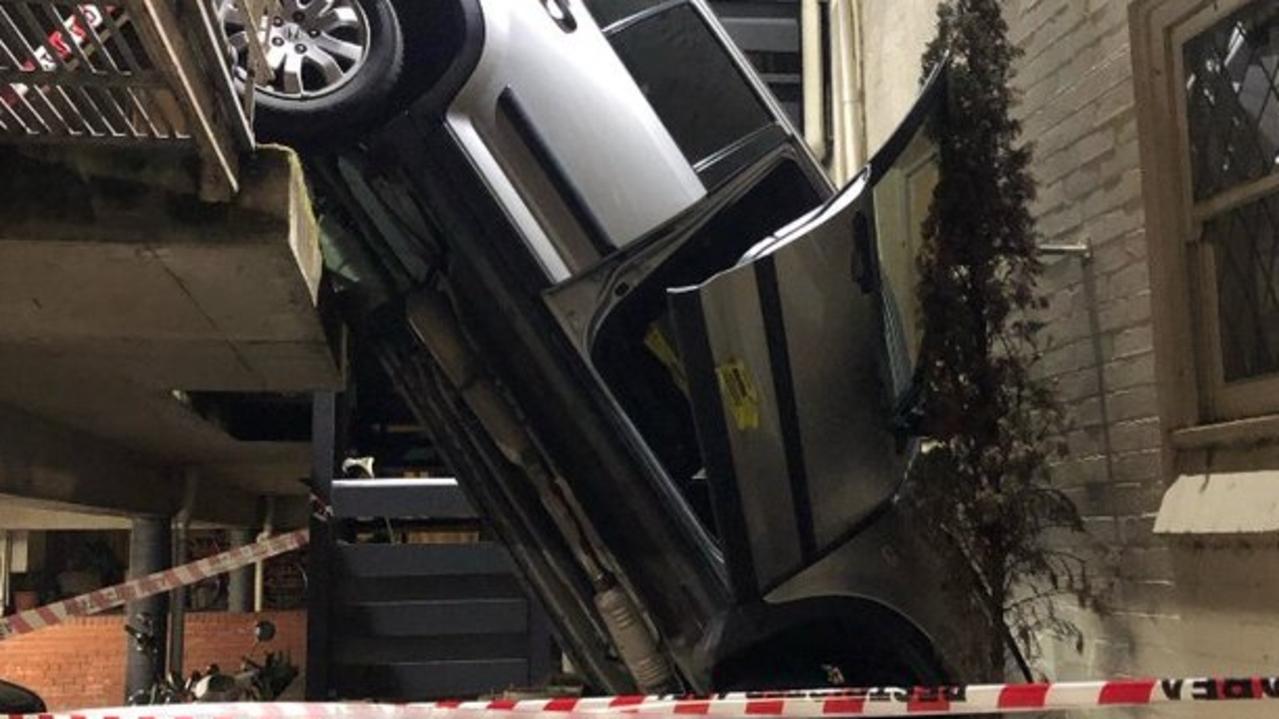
[{"left": 124, "top": 517, "right": 170, "bottom": 702}]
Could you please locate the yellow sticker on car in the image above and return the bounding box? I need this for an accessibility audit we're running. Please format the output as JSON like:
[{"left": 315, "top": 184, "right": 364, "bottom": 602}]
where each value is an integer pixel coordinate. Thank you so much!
[
  {"left": 715, "top": 358, "right": 761, "bottom": 431},
  {"left": 644, "top": 323, "right": 689, "bottom": 397}
]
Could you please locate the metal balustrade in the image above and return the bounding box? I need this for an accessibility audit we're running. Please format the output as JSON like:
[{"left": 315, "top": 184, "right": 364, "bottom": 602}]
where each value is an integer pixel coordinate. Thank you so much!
[{"left": 0, "top": 0, "right": 276, "bottom": 199}]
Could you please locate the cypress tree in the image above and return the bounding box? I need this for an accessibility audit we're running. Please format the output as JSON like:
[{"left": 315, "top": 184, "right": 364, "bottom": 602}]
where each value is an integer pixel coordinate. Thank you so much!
[{"left": 909, "top": 0, "right": 1095, "bottom": 679}]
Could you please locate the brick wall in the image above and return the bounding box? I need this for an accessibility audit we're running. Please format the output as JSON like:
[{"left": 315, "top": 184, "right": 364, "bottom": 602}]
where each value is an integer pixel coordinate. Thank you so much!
[
  {"left": 0, "top": 615, "right": 124, "bottom": 711},
  {"left": 0, "top": 610, "right": 304, "bottom": 711},
  {"left": 1006, "top": 0, "right": 1156, "bottom": 590},
  {"left": 1003, "top": 0, "right": 1158, "bottom": 680},
  {"left": 183, "top": 610, "right": 307, "bottom": 687},
  {"left": 1002, "top": 0, "right": 1279, "bottom": 708},
  {"left": 848, "top": 0, "right": 1279, "bottom": 706}
]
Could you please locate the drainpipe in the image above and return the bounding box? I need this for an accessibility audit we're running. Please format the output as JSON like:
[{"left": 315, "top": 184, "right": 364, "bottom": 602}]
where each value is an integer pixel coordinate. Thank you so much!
[
  {"left": 849, "top": 0, "right": 868, "bottom": 167},
  {"left": 407, "top": 291, "right": 675, "bottom": 693},
  {"left": 1041, "top": 242, "right": 1114, "bottom": 483},
  {"left": 827, "top": 0, "right": 851, "bottom": 181},
  {"left": 801, "top": 0, "right": 827, "bottom": 161},
  {"left": 1, "top": 531, "right": 9, "bottom": 612},
  {"left": 255, "top": 496, "right": 276, "bottom": 613},
  {"left": 831, "top": 0, "right": 870, "bottom": 179},
  {"left": 226, "top": 528, "right": 254, "bottom": 613},
  {"left": 822, "top": 0, "right": 869, "bottom": 183},
  {"left": 168, "top": 471, "right": 198, "bottom": 680}
]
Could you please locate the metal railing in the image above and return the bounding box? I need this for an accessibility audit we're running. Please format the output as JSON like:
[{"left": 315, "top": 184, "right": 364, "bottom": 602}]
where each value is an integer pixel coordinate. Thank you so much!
[{"left": 0, "top": 0, "right": 276, "bottom": 199}]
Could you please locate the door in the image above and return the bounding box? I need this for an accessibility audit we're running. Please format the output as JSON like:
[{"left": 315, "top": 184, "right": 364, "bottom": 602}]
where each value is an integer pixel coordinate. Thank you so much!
[{"left": 669, "top": 65, "right": 946, "bottom": 599}]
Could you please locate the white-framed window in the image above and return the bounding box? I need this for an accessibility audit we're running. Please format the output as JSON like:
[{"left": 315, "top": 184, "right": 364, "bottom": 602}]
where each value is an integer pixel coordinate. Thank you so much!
[
  {"left": 1176, "top": 0, "right": 1279, "bottom": 420},
  {"left": 1133, "top": 0, "right": 1279, "bottom": 430}
]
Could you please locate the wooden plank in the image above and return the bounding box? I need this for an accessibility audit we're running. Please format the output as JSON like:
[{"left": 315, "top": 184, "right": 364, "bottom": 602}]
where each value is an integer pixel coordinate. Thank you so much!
[
  {"left": 332, "top": 633, "right": 530, "bottom": 665},
  {"left": 330, "top": 659, "right": 528, "bottom": 701},
  {"left": 336, "top": 598, "right": 529, "bottom": 637},
  {"left": 331, "top": 478, "right": 478, "bottom": 519},
  {"left": 336, "top": 542, "right": 514, "bottom": 578}
]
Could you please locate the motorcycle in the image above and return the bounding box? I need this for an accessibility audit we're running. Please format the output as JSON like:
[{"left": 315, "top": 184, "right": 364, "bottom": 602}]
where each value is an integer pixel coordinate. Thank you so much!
[
  {"left": 190, "top": 620, "right": 298, "bottom": 702},
  {"left": 124, "top": 614, "right": 195, "bottom": 705},
  {"left": 125, "top": 617, "right": 297, "bottom": 704}
]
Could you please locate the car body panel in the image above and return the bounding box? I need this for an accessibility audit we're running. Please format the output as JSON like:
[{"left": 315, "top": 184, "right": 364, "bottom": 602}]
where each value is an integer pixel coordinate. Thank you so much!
[
  {"left": 667, "top": 65, "right": 945, "bottom": 600},
  {"left": 318, "top": 0, "right": 957, "bottom": 692},
  {"left": 446, "top": 0, "right": 706, "bottom": 281},
  {"left": 0, "top": 680, "right": 44, "bottom": 714},
  {"left": 669, "top": 171, "right": 903, "bottom": 597}
]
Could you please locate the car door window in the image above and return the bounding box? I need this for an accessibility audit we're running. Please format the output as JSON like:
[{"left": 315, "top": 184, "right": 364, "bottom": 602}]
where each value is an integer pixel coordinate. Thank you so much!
[
  {"left": 605, "top": 3, "right": 773, "bottom": 169},
  {"left": 584, "top": 0, "right": 668, "bottom": 29}
]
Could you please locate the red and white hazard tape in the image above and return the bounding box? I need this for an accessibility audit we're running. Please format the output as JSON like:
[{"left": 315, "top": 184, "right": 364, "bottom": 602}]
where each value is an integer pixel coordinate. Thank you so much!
[
  {"left": 13, "top": 677, "right": 1279, "bottom": 717},
  {"left": 0, "top": 529, "right": 307, "bottom": 641},
  {"left": 443, "top": 677, "right": 1279, "bottom": 715}
]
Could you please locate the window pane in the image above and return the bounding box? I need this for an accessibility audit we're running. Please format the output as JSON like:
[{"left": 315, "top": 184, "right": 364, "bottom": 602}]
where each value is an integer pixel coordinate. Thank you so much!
[
  {"left": 608, "top": 4, "right": 772, "bottom": 166},
  {"left": 1205, "top": 193, "right": 1279, "bottom": 382},
  {"left": 583, "top": 0, "right": 666, "bottom": 29},
  {"left": 1183, "top": 2, "right": 1279, "bottom": 201}
]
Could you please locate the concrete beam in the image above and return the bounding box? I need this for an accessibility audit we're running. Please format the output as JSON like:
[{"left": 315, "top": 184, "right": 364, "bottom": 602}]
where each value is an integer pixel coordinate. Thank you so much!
[
  {"left": 0, "top": 403, "right": 258, "bottom": 526},
  {"left": 0, "top": 146, "right": 336, "bottom": 503},
  {"left": 0, "top": 146, "right": 339, "bottom": 393},
  {"left": 0, "top": 499, "right": 132, "bottom": 530}
]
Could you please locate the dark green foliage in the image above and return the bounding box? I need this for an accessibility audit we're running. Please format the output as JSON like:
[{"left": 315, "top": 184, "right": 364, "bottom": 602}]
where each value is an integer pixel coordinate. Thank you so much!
[{"left": 909, "top": 0, "right": 1096, "bottom": 679}]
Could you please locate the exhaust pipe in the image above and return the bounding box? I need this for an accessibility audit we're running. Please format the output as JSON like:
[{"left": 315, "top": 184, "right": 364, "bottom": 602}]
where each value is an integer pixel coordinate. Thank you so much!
[{"left": 406, "top": 290, "right": 676, "bottom": 693}]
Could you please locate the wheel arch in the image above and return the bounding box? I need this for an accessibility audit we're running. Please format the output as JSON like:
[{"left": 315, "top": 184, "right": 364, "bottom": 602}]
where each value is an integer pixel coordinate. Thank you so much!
[{"left": 700, "top": 594, "right": 952, "bottom": 690}]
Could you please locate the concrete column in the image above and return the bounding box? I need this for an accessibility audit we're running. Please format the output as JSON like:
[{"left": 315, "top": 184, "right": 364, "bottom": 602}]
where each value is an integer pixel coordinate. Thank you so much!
[
  {"left": 226, "top": 528, "right": 254, "bottom": 613},
  {"left": 124, "top": 517, "right": 171, "bottom": 702}
]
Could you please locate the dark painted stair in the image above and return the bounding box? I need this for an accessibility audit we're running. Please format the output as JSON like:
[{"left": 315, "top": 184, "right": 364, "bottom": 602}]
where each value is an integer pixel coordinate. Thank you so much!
[{"left": 309, "top": 476, "right": 554, "bottom": 701}]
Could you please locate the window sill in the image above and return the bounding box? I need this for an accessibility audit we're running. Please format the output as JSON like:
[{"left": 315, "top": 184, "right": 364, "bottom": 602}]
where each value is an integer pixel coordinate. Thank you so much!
[
  {"left": 1154, "top": 471, "right": 1279, "bottom": 534},
  {"left": 1170, "top": 413, "right": 1279, "bottom": 450}
]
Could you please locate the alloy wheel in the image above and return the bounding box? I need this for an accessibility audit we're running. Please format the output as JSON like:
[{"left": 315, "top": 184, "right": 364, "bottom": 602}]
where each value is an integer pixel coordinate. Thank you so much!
[{"left": 219, "top": 0, "right": 371, "bottom": 100}]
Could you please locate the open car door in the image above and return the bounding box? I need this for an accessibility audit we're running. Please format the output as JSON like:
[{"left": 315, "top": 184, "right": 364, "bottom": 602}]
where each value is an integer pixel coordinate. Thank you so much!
[{"left": 669, "top": 65, "right": 947, "bottom": 600}]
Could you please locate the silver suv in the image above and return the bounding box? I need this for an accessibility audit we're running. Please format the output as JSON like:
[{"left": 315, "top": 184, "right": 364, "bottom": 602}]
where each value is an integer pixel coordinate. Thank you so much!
[{"left": 257, "top": 0, "right": 961, "bottom": 694}]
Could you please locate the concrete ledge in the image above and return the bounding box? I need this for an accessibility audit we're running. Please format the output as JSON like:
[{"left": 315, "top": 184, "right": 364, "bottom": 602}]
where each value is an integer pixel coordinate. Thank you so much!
[
  {"left": 1155, "top": 471, "right": 1279, "bottom": 534},
  {"left": 0, "top": 146, "right": 338, "bottom": 392},
  {"left": 0, "top": 404, "right": 257, "bottom": 526},
  {"left": 0, "top": 146, "right": 340, "bottom": 502}
]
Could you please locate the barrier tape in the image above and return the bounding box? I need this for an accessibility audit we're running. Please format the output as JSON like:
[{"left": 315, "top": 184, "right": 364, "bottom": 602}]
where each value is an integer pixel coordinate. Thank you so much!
[
  {"left": 10, "top": 677, "right": 1279, "bottom": 717},
  {"left": 0, "top": 529, "right": 308, "bottom": 641},
  {"left": 447, "top": 677, "right": 1279, "bottom": 715}
]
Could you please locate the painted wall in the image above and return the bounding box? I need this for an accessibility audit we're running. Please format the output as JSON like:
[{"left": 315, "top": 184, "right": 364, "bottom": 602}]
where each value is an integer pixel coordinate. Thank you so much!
[{"left": 859, "top": 0, "right": 941, "bottom": 152}]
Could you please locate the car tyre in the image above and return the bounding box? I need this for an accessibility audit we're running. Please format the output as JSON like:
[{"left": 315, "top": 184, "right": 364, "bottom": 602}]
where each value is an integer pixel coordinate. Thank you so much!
[{"left": 225, "top": 0, "right": 406, "bottom": 146}]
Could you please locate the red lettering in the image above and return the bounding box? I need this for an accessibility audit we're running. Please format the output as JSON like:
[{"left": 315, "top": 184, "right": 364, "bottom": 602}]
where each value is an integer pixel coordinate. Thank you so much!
[{"left": 1222, "top": 679, "right": 1254, "bottom": 699}]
